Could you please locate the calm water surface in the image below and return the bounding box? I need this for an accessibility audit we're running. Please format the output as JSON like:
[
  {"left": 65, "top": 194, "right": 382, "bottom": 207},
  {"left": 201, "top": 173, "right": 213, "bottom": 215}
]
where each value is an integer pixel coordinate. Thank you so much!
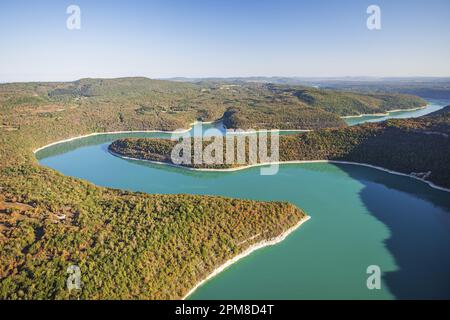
[
  {"left": 344, "top": 98, "right": 448, "bottom": 126},
  {"left": 36, "top": 99, "right": 450, "bottom": 299}
]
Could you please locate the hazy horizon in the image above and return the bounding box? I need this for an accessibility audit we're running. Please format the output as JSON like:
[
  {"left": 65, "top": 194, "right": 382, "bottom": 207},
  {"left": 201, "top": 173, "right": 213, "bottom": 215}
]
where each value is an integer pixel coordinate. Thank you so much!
[{"left": 2, "top": 75, "right": 450, "bottom": 85}]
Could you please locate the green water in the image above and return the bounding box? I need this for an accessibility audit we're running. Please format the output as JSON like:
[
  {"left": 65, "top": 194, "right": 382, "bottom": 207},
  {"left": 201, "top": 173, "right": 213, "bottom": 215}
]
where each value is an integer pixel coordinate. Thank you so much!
[
  {"left": 344, "top": 98, "right": 448, "bottom": 126},
  {"left": 36, "top": 99, "right": 450, "bottom": 300}
]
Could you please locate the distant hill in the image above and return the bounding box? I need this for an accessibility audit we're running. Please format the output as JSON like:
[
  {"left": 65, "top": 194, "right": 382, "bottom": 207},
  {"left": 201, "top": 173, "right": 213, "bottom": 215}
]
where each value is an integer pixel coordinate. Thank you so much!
[
  {"left": 168, "top": 76, "right": 450, "bottom": 99},
  {"left": 1, "top": 77, "right": 426, "bottom": 134}
]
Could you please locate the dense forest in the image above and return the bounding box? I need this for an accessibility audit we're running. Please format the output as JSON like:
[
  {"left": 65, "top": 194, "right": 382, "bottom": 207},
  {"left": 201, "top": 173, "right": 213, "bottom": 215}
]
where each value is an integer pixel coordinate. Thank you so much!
[
  {"left": 0, "top": 77, "right": 426, "bottom": 137},
  {"left": 0, "top": 77, "right": 430, "bottom": 299},
  {"left": 111, "top": 106, "right": 450, "bottom": 189},
  {"left": 309, "top": 78, "right": 450, "bottom": 99},
  {"left": 0, "top": 186, "right": 303, "bottom": 299}
]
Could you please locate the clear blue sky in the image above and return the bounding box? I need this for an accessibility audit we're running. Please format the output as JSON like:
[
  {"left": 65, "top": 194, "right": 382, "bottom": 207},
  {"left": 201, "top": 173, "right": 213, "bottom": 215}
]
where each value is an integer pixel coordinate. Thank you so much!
[{"left": 1, "top": 0, "right": 449, "bottom": 82}]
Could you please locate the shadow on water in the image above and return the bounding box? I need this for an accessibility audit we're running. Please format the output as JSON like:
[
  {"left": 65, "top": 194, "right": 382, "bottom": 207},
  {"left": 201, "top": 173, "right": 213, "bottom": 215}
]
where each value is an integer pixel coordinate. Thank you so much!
[{"left": 333, "top": 163, "right": 450, "bottom": 299}]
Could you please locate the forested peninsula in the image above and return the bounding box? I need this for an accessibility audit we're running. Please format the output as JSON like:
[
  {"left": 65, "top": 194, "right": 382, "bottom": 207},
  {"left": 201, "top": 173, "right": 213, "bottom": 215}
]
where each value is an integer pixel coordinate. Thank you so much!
[
  {"left": 0, "top": 77, "right": 429, "bottom": 299},
  {"left": 110, "top": 106, "right": 450, "bottom": 189}
]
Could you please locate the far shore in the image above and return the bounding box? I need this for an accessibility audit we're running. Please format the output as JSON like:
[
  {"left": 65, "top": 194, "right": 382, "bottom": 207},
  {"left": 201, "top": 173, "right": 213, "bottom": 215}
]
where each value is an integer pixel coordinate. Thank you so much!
[
  {"left": 32, "top": 122, "right": 311, "bottom": 154},
  {"left": 33, "top": 120, "right": 214, "bottom": 154},
  {"left": 33, "top": 103, "right": 436, "bottom": 154},
  {"left": 341, "top": 105, "right": 428, "bottom": 119},
  {"left": 182, "top": 215, "right": 311, "bottom": 300},
  {"left": 227, "top": 128, "right": 311, "bottom": 134}
]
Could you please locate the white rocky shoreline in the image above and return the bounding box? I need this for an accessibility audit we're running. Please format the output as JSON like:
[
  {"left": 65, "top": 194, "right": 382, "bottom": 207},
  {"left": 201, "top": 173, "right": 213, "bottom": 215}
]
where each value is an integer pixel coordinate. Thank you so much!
[
  {"left": 182, "top": 215, "right": 311, "bottom": 300},
  {"left": 108, "top": 150, "right": 450, "bottom": 193}
]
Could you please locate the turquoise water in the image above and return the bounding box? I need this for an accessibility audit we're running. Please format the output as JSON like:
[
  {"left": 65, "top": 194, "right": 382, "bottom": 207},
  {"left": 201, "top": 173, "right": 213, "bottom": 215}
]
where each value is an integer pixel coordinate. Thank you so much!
[
  {"left": 36, "top": 99, "right": 450, "bottom": 300},
  {"left": 344, "top": 98, "right": 449, "bottom": 126}
]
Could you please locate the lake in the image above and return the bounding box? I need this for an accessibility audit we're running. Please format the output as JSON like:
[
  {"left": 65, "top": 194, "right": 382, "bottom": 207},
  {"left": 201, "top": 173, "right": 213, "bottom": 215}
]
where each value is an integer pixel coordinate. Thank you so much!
[{"left": 36, "top": 98, "right": 450, "bottom": 299}]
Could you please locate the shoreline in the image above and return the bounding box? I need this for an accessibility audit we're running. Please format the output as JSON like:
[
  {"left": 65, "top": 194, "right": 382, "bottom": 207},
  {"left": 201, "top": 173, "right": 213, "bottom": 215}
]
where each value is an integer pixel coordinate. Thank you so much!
[
  {"left": 32, "top": 120, "right": 215, "bottom": 154},
  {"left": 227, "top": 128, "right": 311, "bottom": 134},
  {"left": 182, "top": 215, "right": 311, "bottom": 300},
  {"left": 32, "top": 100, "right": 439, "bottom": 155},
  {"left": 33, "top": 120, "right": 311, "bottom": 154},
  {"left": 341, "top": 105, "right": 428, "bottom": 119},
  {"left": 109, "top": 151, "right": 450, "bottom": 193},
  {"left": 30, "top": 101, "right": 448, "bottom": 154}
]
